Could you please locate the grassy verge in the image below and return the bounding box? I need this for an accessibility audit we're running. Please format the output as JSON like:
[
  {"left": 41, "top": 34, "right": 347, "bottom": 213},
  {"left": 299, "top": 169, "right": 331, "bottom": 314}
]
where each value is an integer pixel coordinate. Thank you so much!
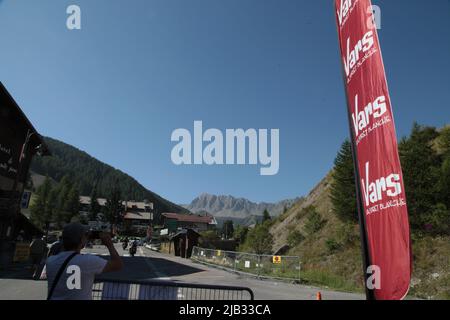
[{"left": 299, "top": 269, "right": 363, "bottom": 293}]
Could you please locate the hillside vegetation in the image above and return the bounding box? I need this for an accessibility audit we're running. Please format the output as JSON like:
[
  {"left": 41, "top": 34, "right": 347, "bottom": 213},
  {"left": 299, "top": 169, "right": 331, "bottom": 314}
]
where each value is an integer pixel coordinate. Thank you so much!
[
  {"left": 30, "top": 137, "right": 188, "bottom": 214},
  {"left": 270, "top": 124, "right": 450, "bottom": 299}
]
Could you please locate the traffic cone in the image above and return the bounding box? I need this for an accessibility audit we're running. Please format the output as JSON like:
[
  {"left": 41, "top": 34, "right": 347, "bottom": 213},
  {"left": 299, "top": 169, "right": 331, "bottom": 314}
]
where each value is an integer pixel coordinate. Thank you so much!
[{"left": 316, "top": 292, "right": 322, "bottom": 300}]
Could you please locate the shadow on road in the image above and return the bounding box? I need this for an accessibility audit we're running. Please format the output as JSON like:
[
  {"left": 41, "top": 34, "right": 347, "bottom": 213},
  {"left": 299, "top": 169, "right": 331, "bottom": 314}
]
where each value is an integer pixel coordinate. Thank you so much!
[
  {"left": 96, "top": 256, "right": 204, "bottom": 281},
  {"left": 1, "top": 254, "right": 204, "bottom": 282},
  {"left": 0, "top": 262, "right": 35, "bottom": 280}
]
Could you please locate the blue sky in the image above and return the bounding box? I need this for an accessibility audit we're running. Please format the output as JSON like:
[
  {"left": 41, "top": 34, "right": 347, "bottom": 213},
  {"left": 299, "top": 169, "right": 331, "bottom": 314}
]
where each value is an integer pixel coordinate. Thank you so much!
[{"left": 1, "top": 0, "right": 449, "bottom": 204}]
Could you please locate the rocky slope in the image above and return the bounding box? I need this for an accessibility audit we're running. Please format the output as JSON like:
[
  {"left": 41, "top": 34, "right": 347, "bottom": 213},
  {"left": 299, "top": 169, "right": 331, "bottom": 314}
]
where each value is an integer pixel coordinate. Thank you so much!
[{"left": 184, "top": 193, "right": 299, "bottom": 219}]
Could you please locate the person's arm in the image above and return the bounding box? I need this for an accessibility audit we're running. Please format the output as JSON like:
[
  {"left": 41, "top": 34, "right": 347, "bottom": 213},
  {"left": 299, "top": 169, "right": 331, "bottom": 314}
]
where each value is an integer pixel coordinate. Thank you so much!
[{"left": 99, "top": 232, "right": 124, "bottom": 273}]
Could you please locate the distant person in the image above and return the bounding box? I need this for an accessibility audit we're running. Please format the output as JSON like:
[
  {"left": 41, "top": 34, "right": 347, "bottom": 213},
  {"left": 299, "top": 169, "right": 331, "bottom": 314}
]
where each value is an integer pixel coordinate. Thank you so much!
[
  {"left": 29, "top": 236, "right": 46, "bottom": 279},
  {"left": 46, "top": 223, "right": 123, "bottom": 300},
  {"left": 129, "top": 240, "right": 137, "bottom": 257},
  {"left": 122, "top": 237, "right": 129, "bottom": 250}
]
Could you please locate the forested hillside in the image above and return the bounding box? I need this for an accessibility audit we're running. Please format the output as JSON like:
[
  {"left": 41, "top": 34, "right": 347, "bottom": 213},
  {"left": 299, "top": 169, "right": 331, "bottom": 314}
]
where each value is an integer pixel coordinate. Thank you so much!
[
  {"left": 269, "top": 124, "right": 450, "bottom": 299},
  {"left": 30, "top": 137, "right": 188, "bottom": 214}
]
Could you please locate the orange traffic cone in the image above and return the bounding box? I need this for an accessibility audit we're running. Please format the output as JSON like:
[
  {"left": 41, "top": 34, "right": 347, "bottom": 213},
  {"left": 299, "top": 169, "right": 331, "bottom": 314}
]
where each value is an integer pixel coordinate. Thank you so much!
[{"left": 316, "top": 292, "right": 322, "bottom": 300}]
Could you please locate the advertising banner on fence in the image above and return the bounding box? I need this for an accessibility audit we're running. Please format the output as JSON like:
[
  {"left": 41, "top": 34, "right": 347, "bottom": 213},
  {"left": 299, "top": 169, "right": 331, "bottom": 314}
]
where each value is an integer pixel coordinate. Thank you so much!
[{"left": 335, "top": 0, "right": 412, "bottom": 300}]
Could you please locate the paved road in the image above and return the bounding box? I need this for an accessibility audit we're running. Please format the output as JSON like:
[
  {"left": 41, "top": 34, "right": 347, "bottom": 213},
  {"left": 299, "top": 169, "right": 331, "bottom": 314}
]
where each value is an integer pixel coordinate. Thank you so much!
[{"left": 0, "top": 244, "right": 364, "bottom": 300}]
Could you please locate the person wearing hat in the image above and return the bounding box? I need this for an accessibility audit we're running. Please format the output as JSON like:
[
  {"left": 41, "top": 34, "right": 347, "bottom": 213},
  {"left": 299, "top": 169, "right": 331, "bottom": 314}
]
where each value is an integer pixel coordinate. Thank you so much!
[{"left": 45, "top": 223, "right": 123, "bottom": 300}]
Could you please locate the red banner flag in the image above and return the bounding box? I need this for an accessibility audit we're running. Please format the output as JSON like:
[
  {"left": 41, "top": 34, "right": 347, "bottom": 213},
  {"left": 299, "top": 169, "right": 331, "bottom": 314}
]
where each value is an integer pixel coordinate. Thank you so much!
[{"left": 335, "top": 0, "right": 412, "bottom": 300}]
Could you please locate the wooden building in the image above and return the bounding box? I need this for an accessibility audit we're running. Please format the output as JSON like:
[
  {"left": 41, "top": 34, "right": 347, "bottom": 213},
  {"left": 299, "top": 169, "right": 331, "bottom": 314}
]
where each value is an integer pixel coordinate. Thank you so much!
[
  {"left": 161, "top": 212, "right": 217, "bottom": 233},
  {"left": 0, "top": 82, "right": 50, "bottom": 268},
  {"left": 170, "top": 228, "right": 201, "bottom": 258}
]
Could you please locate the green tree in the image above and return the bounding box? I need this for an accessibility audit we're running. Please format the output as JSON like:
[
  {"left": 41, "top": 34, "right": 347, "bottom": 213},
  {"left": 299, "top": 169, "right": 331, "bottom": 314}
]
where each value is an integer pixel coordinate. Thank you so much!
[
  {"left": 221, "top": 220, "right": 234, "bottom": 239},
  {"left": 89, "top": 187, "right": 101, "bottom": 221},
  {"left": 262, "top": 209, "right": 271, "bottom": 222},
  {"left": 439, "top": 157, "right": 450, "bottom": 209},
  {"left": 422, "top": 204, "right": 450, "bottom": 235},
  {"left": 303, "top": 206, "right": 326, "bottom": 235},
  {"left": 198, "top": 230, "right": 220, "bottom": 249},
  {"left": 30, "top": 137, "right": 189, "bottom": 215},
  {"left": 244, "top": 222, "right": 274, "bottom": 254},
  {"left": 46, "top": 188, "right": 59, "bottom": 225},
  {"left": 435, "top": 126, "right": 450, "bottom": 157},
  {"left": 30, "top": 176, "right": 54, "bottom": 228},
  {"left": 104, "top": 184, "right": 123, "bottom": 232},
  {"left": 233, "top": 225, "right": 249, "bottom": 244},
  {"left": 64, "top": 186, "right": 80, "bottom": 223},
  {"left": 399, "top": 123, "right": 441, "bottom": 230},
  {"left": 330, "top": 140, "right": 358, "bottom": 222},
  {"left": 436, "top": 127, "right": 450, "bottom": 208},
  {"left": 53, "top": 175, "right": 72, "bottom": 226}
]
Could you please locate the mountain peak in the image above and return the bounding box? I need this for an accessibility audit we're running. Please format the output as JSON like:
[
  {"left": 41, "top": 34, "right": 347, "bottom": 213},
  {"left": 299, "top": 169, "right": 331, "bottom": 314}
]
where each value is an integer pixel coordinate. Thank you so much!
[{"left": 185, "top": 193, "right": 299, "bottom": 220}]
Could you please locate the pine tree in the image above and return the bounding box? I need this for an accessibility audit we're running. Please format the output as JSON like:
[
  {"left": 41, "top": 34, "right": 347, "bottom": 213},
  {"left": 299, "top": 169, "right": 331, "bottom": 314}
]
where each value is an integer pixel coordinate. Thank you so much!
[
  {"left": 104, "top": 184, "right": 123, "bottom": 232},
  {"left": 262, "top": 209, "right": 271, "bottom": 222},
  {"left": 65, "top": 186, "right": 80, "bottom": 223},
  {"left": 89, "top": 186, "right": 101, "bottom": 222},
  {"left": 303, "top": 207, "right": 326, "bottom": 235},
  {"left": 233, "top": 225, "right": 249, "bottom": 244},
  {"left": 330, "top": 140, "right": 358, "bottom": 222},
  {"left": 399, "top": 123, "right": 441, "bottom": 230},
  {"left": 30, "top": 176, "right": 54, "bottom": 228},
  {"left": 46, "top": 188, "right": 58, "bottom": 226},
  {"left": 221, "top": 220, "right": 234, "bottom": 239},
  {"left": 244, "top": 223, "right": 274, "bottom": 254},
  {"left": 54, "top": 176, "right": 72, "bottom": 226},
  {"left": 436, "top": 126, "right": 450, "bottom": 208}
]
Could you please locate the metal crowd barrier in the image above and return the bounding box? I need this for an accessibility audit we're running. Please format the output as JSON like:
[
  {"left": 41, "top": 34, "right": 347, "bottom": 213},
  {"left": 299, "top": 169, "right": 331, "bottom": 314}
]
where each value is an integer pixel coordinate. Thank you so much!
[
  {"left": 92, "top": 279, "right": 254, "bottom": 300},
  {"left": 191, "top": 246, "right": 301, "bottom": 282}
]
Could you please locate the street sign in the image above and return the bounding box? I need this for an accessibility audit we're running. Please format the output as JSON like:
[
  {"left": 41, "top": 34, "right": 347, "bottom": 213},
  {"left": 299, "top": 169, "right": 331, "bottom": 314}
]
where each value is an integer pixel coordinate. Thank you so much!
[{"left": 272, "top": 256, "right": 282, "bottom": 264}]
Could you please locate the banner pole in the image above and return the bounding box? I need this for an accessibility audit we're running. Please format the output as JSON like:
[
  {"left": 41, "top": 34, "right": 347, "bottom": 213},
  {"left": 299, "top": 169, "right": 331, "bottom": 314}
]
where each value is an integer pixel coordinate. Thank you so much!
[
  {"left": 333, "top": 3, "right": 375, "bottom": 300},
  {"left": 344, "top": 92, "right": 375, "bottom": 301}
]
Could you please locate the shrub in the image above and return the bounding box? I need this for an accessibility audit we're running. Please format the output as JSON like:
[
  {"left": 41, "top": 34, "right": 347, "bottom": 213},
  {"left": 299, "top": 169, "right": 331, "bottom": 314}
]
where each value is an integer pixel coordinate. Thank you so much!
[
  {"left": 336, "top": 223, "right": 359, "bottom": 246},
  {"left": 422, "top": 203, "right": 450, "bottom": 235},
  {"left": 244, "top": 222, "right": 274, "bottom": 254},
  {"left": 325, "top": 238, "right": 342, "bottom": 253},
  {"left": 287, "top": 230, "right": 305, "bottom": 247},
  {"left": 303, "top": 207, "right": 326, "bottom": 235}
]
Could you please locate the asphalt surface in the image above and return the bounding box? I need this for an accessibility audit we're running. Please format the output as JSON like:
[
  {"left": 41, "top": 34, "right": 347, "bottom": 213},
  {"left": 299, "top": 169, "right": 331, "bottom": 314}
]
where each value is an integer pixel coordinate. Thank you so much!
[{"left": 0, "top": 244, "right": 364, "bottom": 300}]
